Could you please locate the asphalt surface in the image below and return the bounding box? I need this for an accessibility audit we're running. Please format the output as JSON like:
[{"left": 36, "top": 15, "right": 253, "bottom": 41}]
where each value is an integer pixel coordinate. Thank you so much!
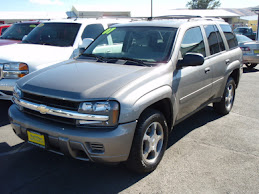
[{"left": 0, "top": 66, "right": 258, "bottom": 194}]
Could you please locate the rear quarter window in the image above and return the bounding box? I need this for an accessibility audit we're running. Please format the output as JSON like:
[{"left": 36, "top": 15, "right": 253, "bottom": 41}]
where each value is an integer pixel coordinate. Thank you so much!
[{"left": 220, "top": 24, "right": 238, "bottom": 49}]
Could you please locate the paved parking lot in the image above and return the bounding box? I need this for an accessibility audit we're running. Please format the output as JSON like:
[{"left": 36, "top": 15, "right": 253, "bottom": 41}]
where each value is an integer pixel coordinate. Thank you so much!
[{"left": 0, "top": 67, "right": 258, "bottom": 194}]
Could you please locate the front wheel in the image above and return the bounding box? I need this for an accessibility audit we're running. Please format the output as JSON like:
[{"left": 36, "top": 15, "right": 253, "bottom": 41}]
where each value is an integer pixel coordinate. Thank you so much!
[
  {"left": 126, "top": 109, "right": 168, "bottom": 173},
  {"left": 213, "top": 77, "right": 236, "bottom": 115},
  {"left": 245, "top": 63, "right": 257, "bottom": 69}
]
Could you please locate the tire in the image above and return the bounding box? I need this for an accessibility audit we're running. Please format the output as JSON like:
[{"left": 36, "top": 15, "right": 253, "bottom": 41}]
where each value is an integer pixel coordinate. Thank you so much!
[
  {"left": 126, "top": 109, "right": 168, "bottom": 173},
  {"left": 245, "top": 63, "right": 257, "bottom": 69},
  {"left": 213, "top": 77, "right": 236, "bottom": 115}
]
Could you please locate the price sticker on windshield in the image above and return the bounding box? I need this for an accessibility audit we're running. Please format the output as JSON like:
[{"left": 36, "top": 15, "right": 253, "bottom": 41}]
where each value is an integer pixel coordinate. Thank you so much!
[
  {"left": 102, "top": 27, "right": 116, "bottom": 35},
  {"left": 29, "top": 25, "right": 37, "bottom": 28}
]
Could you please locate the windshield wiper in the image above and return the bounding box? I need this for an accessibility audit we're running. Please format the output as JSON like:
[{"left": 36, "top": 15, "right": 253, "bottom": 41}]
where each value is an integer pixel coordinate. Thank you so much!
[
  {"left": 106, "top": 57, "right": 149, "bottom": 66},
  {"left": 22, "top": 39, "right": 33, "bottom": 44},
  {"left": 81, "top": 53, "right": 107, "bottom": 62}
]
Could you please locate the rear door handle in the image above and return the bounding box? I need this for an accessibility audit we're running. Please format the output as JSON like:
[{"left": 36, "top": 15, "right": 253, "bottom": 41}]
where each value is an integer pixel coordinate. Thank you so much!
[
  {"left": 226, "top": 59, "right": 230, "bottom": 65},
  {"left": 204, "top": 67, "right": 210, "bottom": 73}
]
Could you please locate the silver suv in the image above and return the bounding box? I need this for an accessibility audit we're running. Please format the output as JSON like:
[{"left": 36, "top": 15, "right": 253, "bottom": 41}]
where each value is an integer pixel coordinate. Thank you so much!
[{"left": 9, "top": 17, "right": 243, "bottom": 173}]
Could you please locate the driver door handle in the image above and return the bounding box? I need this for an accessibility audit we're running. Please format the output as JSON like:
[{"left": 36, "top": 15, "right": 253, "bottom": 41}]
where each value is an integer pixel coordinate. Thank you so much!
[
  {"left": 204, "top": 67, "right": 211, "bottom": 74},
  {"left": 226, "top": 59, "right": 230, "bottom": 65}
]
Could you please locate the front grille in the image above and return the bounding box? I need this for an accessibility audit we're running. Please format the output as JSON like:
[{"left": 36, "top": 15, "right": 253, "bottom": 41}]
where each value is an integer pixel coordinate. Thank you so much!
[
  {"left": 23, "top": 92, "right": 80, "bottom": 111},
  {"left": 23, "top": 108, "right": 77, "bottom": 125}
]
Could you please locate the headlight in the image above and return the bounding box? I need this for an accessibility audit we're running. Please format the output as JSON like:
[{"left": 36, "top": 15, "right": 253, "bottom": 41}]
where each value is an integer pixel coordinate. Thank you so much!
[
  {"left": 2, "top": 62, "right": 29, "bottom": 79},
  {"left": 13, "top": 84, "right": 23, "bottom": 99},
  {"left": 78, "top": 101, "right": 119, "bottom": 127},
  {"left": 12, "top": 84, "right": 23, "bottom": 111}
]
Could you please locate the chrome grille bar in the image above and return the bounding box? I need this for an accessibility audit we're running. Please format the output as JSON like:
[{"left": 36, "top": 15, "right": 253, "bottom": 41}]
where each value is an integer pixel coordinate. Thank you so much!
[
  {"left": 0, "top": 64, "right": 3, "bottom": 79},
  {"left": 13, "top": 97, "right": 109, "bottom": 121}
]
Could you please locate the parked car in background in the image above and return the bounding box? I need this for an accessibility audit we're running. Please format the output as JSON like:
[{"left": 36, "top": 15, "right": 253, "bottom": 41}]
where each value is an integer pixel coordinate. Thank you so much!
[
  {"left": 0, "top": 21, "right": 40, "bottom": 46},
  {"left": 0, "top": 24, "right": 11, "bottom": 35},
  {"left": 9, "top": 17, "right": 243, "bottom": 173},
  {"left": 234, "top": 27, "right": 256, "bottom": 40},
  {"left": 0, "top": 18, "right": 129, "bottom": 100},
  {"left": 236, "top": 34, "right": 259, "bottom": 69}
]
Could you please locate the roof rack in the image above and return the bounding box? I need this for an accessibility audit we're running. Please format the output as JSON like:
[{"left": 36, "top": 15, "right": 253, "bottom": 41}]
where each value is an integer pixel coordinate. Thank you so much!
[
  {"left": 148, "top": 15, "right": 202, "bottom": 20},
  {"left": 189, "top": 17, "right": 225, "bottom": 22},
  {"left": 148, "top": 15, "right": 225, "bottom": 22}
]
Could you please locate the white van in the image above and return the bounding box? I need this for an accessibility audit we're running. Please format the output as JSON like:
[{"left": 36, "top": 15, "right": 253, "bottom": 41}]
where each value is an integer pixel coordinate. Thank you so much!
[{"left": 0, "top": 18, "right": 129, "bottom": 100}]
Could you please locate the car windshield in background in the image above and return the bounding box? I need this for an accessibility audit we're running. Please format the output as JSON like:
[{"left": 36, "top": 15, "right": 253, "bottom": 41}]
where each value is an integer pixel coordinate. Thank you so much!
[
  {"left": 83, "top": 27, "right": 177, "bottom": 64},
  {"left": 0, "top": 23, "right": 38, "bottom": 40},
  {"left": 236, "top": 35, "right": 253, "bottom": 43},
  {"left": 22, "top": 23, "right": 81, "bottom": 47}
]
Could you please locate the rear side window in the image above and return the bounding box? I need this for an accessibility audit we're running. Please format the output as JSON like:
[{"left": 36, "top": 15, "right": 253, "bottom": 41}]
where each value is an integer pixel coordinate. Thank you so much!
[
  {"left": 81, "top": 24, "right": 104, "bottom": 40},
  {"left": 214, "top": 25, "right": 225, "bottom": 51},
  {"left": 181, "top": 27, "right": 206, "bottom": 57},
  {"left": 204, "top": 25, "right": 225, "bottom": 55},
  {"left": 220, "top": 24, "right": 238, "bottom": 49}
]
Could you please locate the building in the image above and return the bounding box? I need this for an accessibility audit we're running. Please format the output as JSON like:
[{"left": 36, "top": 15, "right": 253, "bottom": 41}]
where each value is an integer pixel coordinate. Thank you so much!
[
  {"left": 71, "top": 5, "right": 131, "bottom": 18},
  {"left": 0, "top": 12, "right": 66, "bottom": 24}
]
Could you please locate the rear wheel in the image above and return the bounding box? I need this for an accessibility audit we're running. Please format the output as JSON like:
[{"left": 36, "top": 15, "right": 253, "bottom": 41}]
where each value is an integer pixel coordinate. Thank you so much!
[
  {"left": 245, "top": 63, "right": 257, "bottom": 69},
  {"left": 213, "top": 77, "right": 236, "bottom": 115},
  {"left": 126, "top": 109, "right": 168, "bottom": 173}
]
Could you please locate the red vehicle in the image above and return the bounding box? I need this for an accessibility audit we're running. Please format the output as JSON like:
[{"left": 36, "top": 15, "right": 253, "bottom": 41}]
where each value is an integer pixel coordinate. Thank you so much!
[
  {"left": 0, "top": 24, "right": 11, "bottom": 35},
  {"left": 0, "top": 21, "right": 40, "bottom": 46}
]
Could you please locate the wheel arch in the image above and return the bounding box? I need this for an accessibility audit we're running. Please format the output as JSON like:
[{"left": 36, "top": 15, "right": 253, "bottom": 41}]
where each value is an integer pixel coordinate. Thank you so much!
[{"left": 139, "top": 98, "right": 174, "bottom": 133}]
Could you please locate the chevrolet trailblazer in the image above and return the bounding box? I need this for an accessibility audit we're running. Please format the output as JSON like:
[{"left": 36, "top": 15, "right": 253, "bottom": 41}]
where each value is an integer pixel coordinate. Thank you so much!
[{"left": 9, "top": 17, "right": 243, "bottom": 173}]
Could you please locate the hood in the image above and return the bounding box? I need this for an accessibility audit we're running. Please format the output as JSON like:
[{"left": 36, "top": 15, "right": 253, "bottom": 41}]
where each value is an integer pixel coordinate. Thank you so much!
[
  {"left": 0, "top": 39, "right": 20, "bottom": 46},
  {"left": 18, "top": 60, "right": 153, "bottom": 100},
  {"left": 0, "top": 43, "right": 74, "bottom": 72}
]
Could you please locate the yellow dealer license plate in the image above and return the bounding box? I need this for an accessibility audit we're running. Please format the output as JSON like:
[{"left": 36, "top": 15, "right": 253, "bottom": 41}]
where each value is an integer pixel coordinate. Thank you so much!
[{"left": 27, "top": 131, "right": 45, "bottom": 147}]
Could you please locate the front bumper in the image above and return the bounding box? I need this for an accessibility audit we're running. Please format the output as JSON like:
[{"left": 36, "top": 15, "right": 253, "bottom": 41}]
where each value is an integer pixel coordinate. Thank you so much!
[
  {"left": 0, "top": 79, "right": 16, "bottom": 100},
  {"left": 9, "top": 104, "right": 137, "bottom": 163}
]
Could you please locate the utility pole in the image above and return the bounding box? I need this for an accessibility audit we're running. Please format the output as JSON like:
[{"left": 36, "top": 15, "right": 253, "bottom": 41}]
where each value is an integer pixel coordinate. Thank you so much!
[
  {"left": 151, "top": 0, "right": 153, "bottom": 18},
  {"left": 251, "top": 7, "right": 259, "bottom": 41}
]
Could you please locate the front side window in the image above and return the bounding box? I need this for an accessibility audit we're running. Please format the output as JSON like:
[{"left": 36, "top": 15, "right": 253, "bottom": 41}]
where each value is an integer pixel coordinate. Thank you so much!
[
  {"left": 220, "top": 24, "right": 238, "bottom": 49},
  {"left": 82, "top": 27, "right": 177, "bottom": 64},
  {"left": 22, "top": 23, "right": 81, "bottom": 47},
  {"left": 181, "top": 27, "right": 206, "bottom": 57},
  {"left": 0, "top": 23, "right": 38, "bottom": 40}
]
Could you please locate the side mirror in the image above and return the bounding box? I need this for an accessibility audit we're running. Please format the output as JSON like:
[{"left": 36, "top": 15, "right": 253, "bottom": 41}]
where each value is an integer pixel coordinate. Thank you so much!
[
  {"left": 22, "top": 35, "right": 27, "bottom": 41},
  {"left": 79, "top": 38, "right": 94, "bottom": 50},
  {"left": 177, "top": 53, "right": 204, "bottom": 69}
]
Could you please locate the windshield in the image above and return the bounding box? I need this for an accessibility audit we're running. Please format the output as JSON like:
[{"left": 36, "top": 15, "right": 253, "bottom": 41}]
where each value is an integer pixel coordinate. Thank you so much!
[
  {"left": 236, "top": 35, "right": 253, "bottom": 43},
  {"left": 83, "top": 26, "right": 177, "bottom": 64},
  {"left": 234, "top": 28, "right": 251, "bottom": 35},
  {"left": 0, "top": 23, "right": 38, "bottom": 40},
  {"left": 22, "top": 23, "right": 81, "bottom": 47}
]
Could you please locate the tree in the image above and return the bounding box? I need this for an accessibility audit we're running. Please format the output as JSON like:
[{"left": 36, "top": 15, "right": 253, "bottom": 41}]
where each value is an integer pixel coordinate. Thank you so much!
[{"left": 186, "top": 0, "right": 221, "bottom": 9}]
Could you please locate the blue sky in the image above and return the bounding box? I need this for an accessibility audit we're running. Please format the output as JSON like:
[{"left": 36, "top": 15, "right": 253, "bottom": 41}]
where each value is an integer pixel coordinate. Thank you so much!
[{"left": 1, "top": 0, "right": 258, "bottom": 12}]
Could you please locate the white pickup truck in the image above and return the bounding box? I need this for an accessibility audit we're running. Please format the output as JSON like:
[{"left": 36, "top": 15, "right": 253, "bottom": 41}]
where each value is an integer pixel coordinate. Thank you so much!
[{"left": 0, "top": 18, "right": 129, "bottom": 100}]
